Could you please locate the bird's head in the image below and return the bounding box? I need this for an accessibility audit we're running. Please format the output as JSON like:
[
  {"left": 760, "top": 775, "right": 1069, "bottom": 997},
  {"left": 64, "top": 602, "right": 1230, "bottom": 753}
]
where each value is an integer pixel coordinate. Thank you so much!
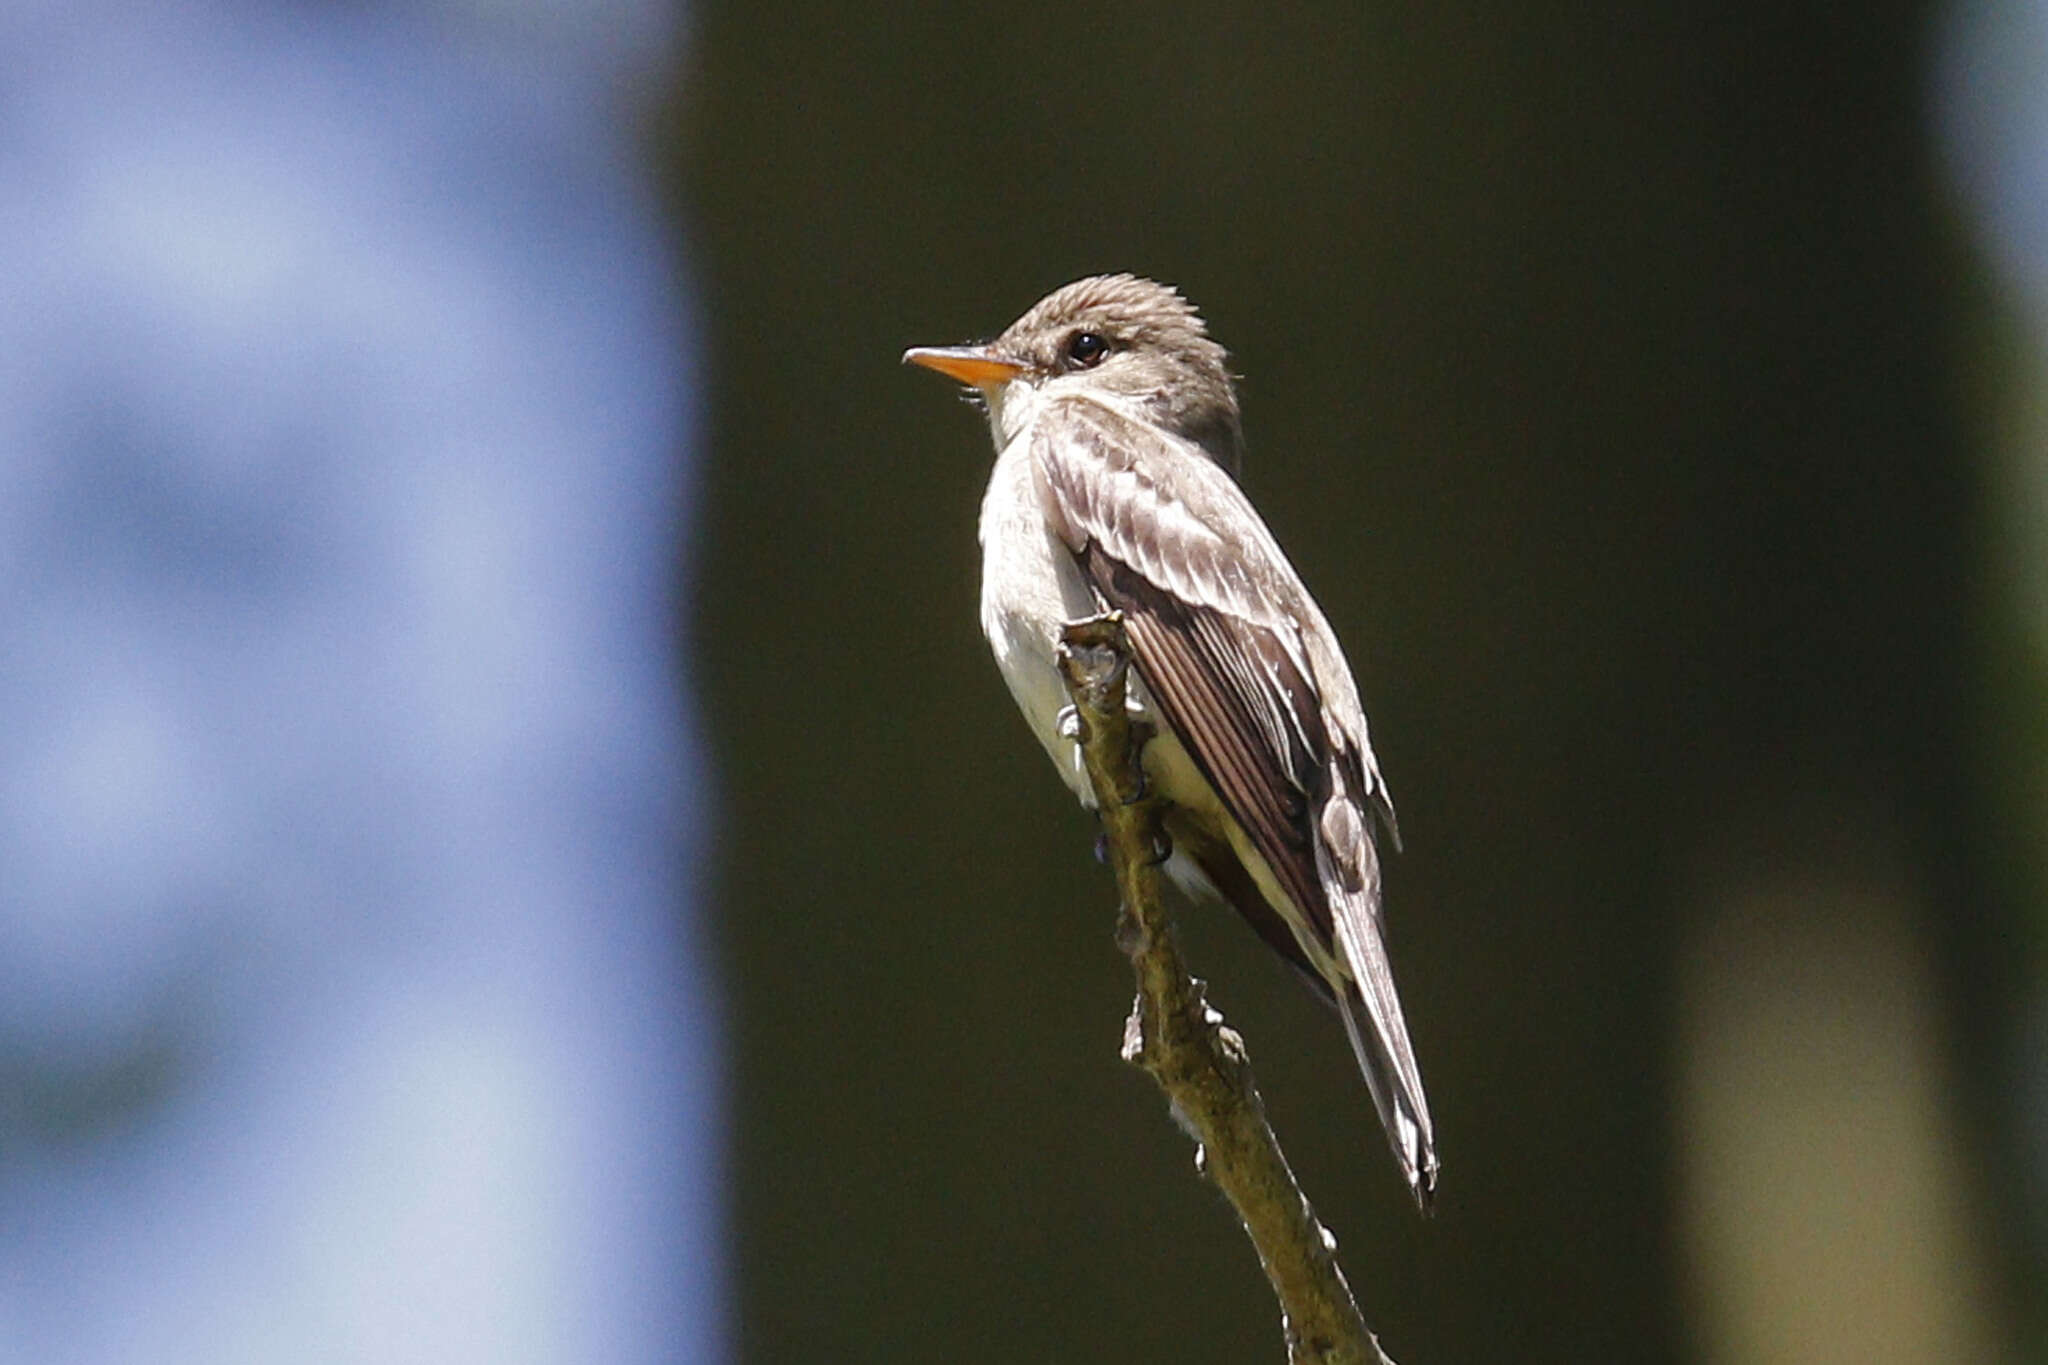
[{"left": 904, "top": 274, "right": 1244, "bottom": 476}]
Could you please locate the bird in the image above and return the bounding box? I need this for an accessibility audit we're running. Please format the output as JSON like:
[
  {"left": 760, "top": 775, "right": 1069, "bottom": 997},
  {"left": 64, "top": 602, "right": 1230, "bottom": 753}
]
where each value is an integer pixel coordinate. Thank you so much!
[{"left": 903, "top": 274, "right": 1437, "bottom": 1211}]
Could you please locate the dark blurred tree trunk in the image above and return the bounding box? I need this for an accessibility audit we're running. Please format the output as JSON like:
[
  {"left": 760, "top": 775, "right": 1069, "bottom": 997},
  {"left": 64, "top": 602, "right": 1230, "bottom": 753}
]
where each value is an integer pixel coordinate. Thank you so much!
[{"left": 667, "top": 0, "right": 2018, "bottom": 1359}]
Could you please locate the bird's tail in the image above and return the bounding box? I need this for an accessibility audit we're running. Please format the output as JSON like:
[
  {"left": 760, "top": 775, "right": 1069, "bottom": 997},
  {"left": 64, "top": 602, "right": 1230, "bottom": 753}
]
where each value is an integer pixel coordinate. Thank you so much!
[{"left": 1332, "top": 929, "right": 1439, "bottom": 1213}]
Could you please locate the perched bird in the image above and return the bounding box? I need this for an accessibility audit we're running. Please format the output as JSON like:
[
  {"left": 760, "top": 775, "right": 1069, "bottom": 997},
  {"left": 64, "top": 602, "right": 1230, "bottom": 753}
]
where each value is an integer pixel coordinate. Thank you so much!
[{"left": 904, "top": 274, "right": 1437, "bottom": 1210}]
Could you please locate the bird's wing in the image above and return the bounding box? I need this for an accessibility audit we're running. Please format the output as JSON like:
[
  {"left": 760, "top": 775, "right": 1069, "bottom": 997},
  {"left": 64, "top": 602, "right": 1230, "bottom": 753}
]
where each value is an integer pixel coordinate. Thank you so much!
[
  {"left": 1032, "top": 396, "right": 1371, "bottom": 931},
  {"left": 1033, "top": 396, "right": 1435, "bottom": 1205}
]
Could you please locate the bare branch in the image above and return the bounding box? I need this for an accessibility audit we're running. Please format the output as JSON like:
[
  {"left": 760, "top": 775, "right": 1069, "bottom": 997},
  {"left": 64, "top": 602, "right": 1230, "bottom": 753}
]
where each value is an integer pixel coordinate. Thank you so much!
[{"left": 1056, "top": 612, "right": 1400, "bottom": 1365}]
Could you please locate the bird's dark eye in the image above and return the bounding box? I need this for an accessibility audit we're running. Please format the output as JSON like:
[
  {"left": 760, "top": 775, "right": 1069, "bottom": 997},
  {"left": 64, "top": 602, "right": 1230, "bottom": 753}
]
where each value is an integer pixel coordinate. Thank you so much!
[{"left": 1064, "top": 331, "right": 1110, "bottom": 369}]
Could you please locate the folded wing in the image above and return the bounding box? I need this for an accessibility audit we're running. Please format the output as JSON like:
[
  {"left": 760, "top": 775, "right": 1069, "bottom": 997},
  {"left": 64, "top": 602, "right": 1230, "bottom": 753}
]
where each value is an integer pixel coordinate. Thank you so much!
[{"left": 1034, "top": 397, "right": 1437, "bottom": 1206}]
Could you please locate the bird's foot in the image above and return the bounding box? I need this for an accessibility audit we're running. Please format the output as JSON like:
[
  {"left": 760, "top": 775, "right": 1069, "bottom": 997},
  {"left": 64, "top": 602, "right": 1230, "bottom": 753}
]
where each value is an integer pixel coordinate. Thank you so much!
[{"left": 1122, "top": 718, "right": 1158, "bottom": 806}]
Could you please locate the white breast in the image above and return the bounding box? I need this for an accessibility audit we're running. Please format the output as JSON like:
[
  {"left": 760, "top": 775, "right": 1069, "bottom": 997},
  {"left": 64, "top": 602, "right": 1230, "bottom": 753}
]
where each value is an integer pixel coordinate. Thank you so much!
[{"left": 978, "top": 432, "right": 1102, "bottom": 803}]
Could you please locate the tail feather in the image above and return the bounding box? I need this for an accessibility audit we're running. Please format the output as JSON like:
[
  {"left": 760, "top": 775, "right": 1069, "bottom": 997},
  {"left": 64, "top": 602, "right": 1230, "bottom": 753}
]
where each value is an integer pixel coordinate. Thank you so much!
[
  {"left": 1334, "top": 983, "right": 1439, "bottom": 1212},
  {"left": 1321, "top": 824, "right": 1437, "bottom": 1210}
]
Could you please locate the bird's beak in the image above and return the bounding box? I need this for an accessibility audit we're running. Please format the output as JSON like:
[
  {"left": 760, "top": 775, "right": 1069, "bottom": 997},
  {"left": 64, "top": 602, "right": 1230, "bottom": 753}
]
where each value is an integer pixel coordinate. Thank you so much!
[{"left": 902, "top": 345, "right": 1023, "bottom": 388}]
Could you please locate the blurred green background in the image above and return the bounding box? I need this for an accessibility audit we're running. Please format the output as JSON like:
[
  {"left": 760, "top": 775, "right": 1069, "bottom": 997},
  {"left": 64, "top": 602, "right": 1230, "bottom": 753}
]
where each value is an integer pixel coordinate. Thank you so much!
[{"left": 669, "top": 2, "right": 2034, "bottom": 1360}]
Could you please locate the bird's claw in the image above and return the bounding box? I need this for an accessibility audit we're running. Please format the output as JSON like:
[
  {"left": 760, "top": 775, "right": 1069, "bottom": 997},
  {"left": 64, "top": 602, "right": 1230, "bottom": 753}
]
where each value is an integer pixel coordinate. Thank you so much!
[{"left": 1121, "top": 718, "right": 1158, "bottom": 806}]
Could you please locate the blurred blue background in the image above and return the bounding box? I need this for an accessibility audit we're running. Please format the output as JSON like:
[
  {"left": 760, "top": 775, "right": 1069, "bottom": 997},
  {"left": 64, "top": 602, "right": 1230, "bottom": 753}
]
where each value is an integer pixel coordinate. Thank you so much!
[{"left": 0, "top": 2, "right": 717, "bottom": 1361}]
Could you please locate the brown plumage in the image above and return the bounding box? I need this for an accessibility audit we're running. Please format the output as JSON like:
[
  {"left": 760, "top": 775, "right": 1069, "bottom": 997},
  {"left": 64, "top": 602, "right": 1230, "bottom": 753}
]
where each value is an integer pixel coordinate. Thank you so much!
[{"left": 906, "top": 275, "right": 1437, "bottom": 1209}]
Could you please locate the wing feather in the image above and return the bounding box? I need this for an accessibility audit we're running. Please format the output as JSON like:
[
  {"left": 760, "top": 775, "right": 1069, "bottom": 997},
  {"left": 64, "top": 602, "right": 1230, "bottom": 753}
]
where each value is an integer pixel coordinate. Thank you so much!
[
  {"left": 1083, "top": 545, "right": 1324, "bottom": 927},
  {"left": 1035, "top": 398, "right": 1346, "bottom": 931},
  {"left": 1035, "top": 395, "right": 1438, "bottom": 1205}
]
